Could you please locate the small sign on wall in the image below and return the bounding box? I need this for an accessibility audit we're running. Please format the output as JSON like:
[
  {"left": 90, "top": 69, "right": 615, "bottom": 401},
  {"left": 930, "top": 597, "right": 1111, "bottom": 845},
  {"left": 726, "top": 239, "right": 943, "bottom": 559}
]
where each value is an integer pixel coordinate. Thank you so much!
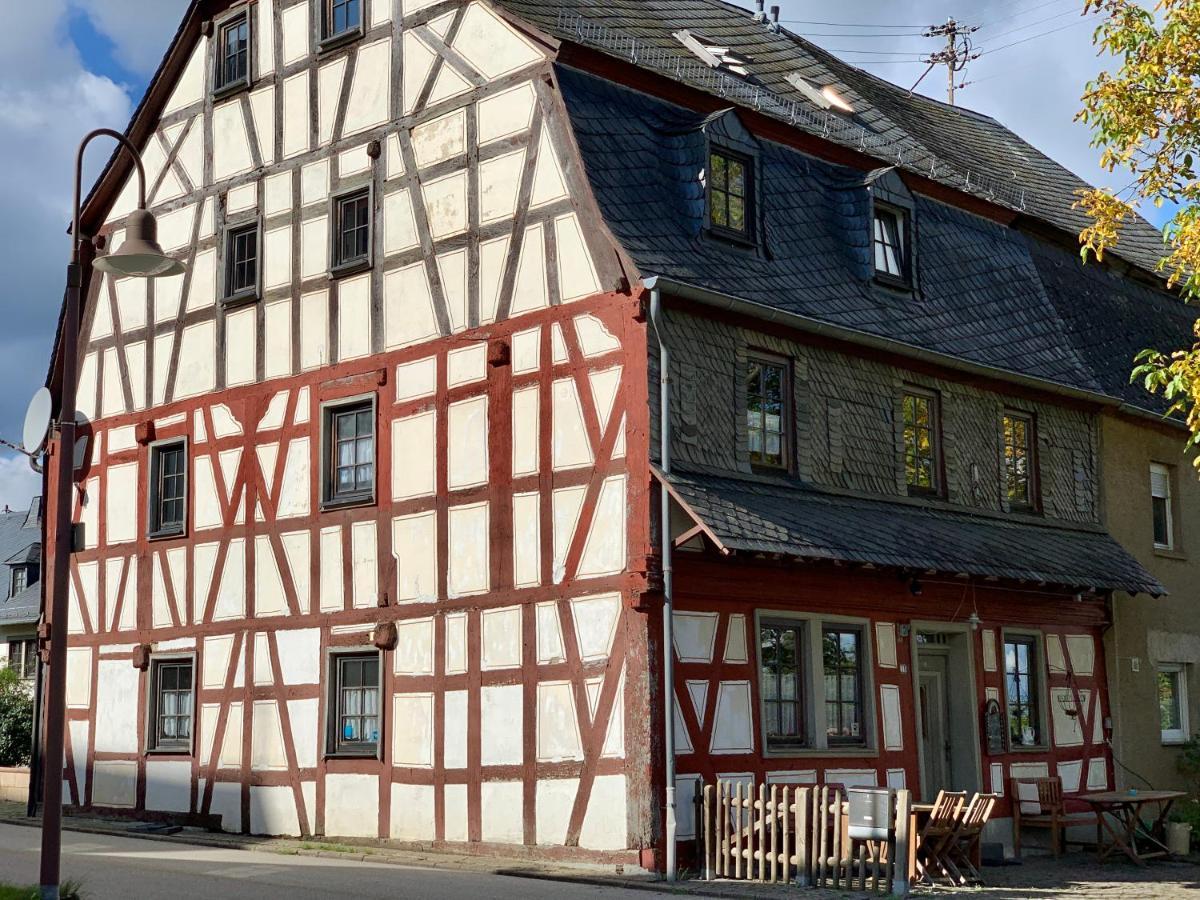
[{"left": 982, "top": 698, "right": 1006, "bottom": 756}]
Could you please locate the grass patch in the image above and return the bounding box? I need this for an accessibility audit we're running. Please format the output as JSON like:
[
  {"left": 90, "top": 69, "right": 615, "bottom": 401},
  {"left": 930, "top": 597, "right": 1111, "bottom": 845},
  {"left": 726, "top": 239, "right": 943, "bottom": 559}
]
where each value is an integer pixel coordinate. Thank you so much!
[{"left": 0, "top": 881, "right": 84, "bottom": 900}]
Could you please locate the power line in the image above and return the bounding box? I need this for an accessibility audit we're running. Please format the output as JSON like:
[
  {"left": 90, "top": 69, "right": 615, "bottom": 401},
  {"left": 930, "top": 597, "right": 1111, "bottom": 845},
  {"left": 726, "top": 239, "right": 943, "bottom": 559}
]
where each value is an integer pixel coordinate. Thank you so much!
[
  {"left": 794, "top": 30, "right": 929, "bottom": 38},
  {"left": 978, "top": 17, "right": 1093, "bottom": 56},
  {"left": 778, "top": 19, "right": 928, "bottom": 29},
  {"left": 979, "top": 0, "right": 1077, "bottom": 29},
  {"left": 983, "top": 7, "right": 1083, "bottom": 43},
  {"left": 820, "top": 47, "right": 927, "bottom": 56}
]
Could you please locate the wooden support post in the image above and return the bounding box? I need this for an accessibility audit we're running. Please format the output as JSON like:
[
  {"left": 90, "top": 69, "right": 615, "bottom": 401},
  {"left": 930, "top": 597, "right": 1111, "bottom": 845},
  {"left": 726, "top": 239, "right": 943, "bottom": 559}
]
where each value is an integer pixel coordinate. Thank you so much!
[
  {"left": 894, "top": 789, "right": 912, "bottom": 897},
  {"left": 832, "top": 791, "right": 843, "bottom": 889},
  {"left": 769, "top": 784, "right": 779, "bottom": 883},
  {"left": 703, "top": 783, "right": 714, "bottom": 881},
  {"left": 782, "top": 785, "right": 791, "bottom": 885},
  {"left": 734, "top": 782, "right": 743, "bottom": 880}
]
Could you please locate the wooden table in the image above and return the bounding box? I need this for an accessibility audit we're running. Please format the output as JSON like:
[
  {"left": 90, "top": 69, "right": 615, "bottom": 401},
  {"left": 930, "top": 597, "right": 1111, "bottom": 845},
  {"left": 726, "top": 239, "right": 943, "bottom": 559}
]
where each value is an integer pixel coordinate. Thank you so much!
[{"left": 1080, "top": 790, "right": 1187, "bottom": 866}]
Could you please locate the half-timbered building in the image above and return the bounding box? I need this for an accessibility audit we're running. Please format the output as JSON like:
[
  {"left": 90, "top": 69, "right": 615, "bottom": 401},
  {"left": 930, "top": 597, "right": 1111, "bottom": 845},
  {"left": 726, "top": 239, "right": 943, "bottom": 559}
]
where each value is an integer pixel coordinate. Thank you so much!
[{"left": 45, "top": 0, "right": 1176, "bottom": 870}]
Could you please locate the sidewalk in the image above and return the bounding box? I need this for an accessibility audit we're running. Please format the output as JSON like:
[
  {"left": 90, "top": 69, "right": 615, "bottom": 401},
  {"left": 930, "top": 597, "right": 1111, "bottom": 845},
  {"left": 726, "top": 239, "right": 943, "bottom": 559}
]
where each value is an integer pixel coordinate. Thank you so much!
[{"left": 3, "top": 801, "right": 1200, "bottom": 897}]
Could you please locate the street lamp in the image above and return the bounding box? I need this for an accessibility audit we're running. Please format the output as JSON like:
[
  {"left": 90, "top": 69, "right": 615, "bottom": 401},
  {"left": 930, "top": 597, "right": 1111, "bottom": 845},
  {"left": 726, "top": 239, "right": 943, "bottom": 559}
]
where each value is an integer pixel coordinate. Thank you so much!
[{"left": 39, "top": 128, "right": 184, "bottom": 900}]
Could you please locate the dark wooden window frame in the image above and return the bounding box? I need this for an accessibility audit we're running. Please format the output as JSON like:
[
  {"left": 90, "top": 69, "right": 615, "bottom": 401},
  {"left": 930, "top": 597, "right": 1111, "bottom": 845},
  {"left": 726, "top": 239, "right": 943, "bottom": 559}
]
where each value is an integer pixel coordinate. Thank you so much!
[
  {"left": 213, "top": 9, "right": 252, "bottom": 99},
  {"left": 222, "top": 218, "right": 262, "bottom": 306},
  {"left": 1002, "top": 633, "right": 1044, "bottom": 748},
  {"left": 9, "top": 565, "right": 28, "bottom": 599},
  {"left": 7, "top": 638, "right": 37, "bottom": 680},
  {"left": 902, "top": 386, "right": 944, "bottom": 497},
  {"left": 320, "top": 394, "right": 377, "bottom": 510},
  {"left": 707, "top": 146, "right": 756, "bottom": 245},
  {"left": 319, "top": 0, "right": 365, "bottom": 52},
  {"left": 760, "top": 619, "right": 808, "bottom": 750},
  {"left": 823, "top": 626, "right": 867, "bottom": 747},
  {"left": 745, "top": 351, "right": 791, "bottom": 473},
  {"left": 325, "top": 648, "right": 382, "bottom": 758},
  {"left": 1002, "top": 409, "right": 1039, "bottom": 512},
  {"left": 148, "top": 438, "right": 188, "bottom": 540},
  {"left": 145, "top": 654, "right": 196, "bottom": 754},
  {"left": 872, "top": 202, "right": 910, "bottom": 288},
  {"left": 329, "top": 184, "right": 374, "bottom": 277}
]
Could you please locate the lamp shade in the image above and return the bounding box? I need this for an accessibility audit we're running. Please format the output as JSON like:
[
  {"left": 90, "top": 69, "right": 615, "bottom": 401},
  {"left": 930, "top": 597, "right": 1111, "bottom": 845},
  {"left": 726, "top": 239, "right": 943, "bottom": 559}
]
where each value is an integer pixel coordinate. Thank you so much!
[{"left": 92, "top": 209, "right": 185, "bottom": 278}]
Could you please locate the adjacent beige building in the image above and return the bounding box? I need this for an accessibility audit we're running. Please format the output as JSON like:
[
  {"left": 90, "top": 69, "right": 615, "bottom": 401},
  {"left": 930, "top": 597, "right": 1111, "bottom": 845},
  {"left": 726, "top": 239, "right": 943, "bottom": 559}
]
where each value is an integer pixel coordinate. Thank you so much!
[{"left": 1103, "top": 412, "right": 1200, "bottom": 791}]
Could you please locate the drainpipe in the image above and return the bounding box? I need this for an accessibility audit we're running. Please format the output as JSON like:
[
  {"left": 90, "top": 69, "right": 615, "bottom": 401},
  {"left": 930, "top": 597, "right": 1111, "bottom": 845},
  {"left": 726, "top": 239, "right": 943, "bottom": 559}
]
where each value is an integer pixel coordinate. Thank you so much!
[{"left": 646, "top": 279, "right": 676, "bottom": 882}]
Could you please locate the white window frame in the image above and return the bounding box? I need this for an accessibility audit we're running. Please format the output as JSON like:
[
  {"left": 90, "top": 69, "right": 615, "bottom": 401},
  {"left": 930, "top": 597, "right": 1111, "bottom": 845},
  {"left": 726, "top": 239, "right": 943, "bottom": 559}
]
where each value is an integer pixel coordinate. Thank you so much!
[
  {"left": 1159, "top": 662, "right": 1189, "bottom": 745},
  {"left": 1151, "top": 462, "right": 1175, "bottom": 551}
]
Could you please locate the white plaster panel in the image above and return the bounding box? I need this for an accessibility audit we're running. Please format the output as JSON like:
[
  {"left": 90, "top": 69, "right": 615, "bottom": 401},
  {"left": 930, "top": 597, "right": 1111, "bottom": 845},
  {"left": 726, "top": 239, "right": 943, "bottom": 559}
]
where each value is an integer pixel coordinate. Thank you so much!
[
  {"left": 480, "top": 781, "right": 523, "bottom": 845},
  {"left": 673, "top": 611, "right": 718, "bottom": 663},
  {"left": 92, "top": 761, "right": 137, "bottom": 808},
  {"left": 342, "top": 37, "right": 392, "bottom": 136},
  {"left": 276, "top": 629, "right": 321, "bottom": 684},
  {"left": 175, "top": 320, "right": 217, "bottom": 399},
  {"left": 251, "top": 700, "right": 288, "bottom": 770},
  {"left": 448, "top": 395, "right": 488, "bottom": 490},
  {"left": 162, "top": 39, "right": 207, "bottom": 116},
  {"left": 264, "top": 225, "right": 292, "bottom": 290},
  {"left": 443, "top": 689, "right": 468, "bottom": 769},
  {"left": 392, "top": 410, "right": 436, "bottom": 500},
  {"left": 709, "top": 681, "right": 755, "bottom": 754},
  {"left": 536, "top": 778, "right": 578, "bottom": 846},
  {"left": 478, "top": 148, "right": 525, "bottom": 224},
  {"left": 280, "top": 2, "right": 310, "bottom": 65},
  {"left": 481, "top": 605, "right": 522, "bottom": 671},
  {"left": 288, "top": 698, "right": 319, "bottom": 769},
  {"left": 300, "top": 289, "right": 330, "bottom": 369},
  {"left": 724, "top": 614, "right": 749, "bottom": 664},
  {"left": 383, "top": 188, "right": 419, "bottom": 255},
  {"left": 402, "top": 31, "right": 437, "bottom": 115},
  {"left": 413, "top": 108, "right": 467, "bottom": 168},
  {"left": 537, "top": 681, "right": 583, "bottom": 761},
  {"left": 511, "top": 385, "right": 539, "bottom": 477},
  {"left": 1065, "top": 634, "right": 1096, "bottom": 676},
  {"left": 337, "top": 273, "right": 372, "bottom": 361},
  {"left": 982, "top": 628, "right": 998, "bottom": 672},
  {"left": 570, "top": 593, "right": 620, "bottom": 662},
  {"left": 577, "top": 474, "right": 627, "bottom": 578},
  {"left": 444, "top": 783, "right": 468, "bottom": 843},
  {"left": 393, "top": 693, "right": 435, "bottom": 768},
  {"left": 351, "top": 520, "right": 379, "bottom": 609},
  {"left": 551, "top": 485, "right": 586, "bottom": 584},
  {"left": 94, "top": 660, "right": 139, "bottom": 753},
  {"left": 452, "top": 3, "right": 542, "bottom": 80},
  {"left": 445, "top": 611, "right": 467, "bottom": 675},
  {"left": 105, "top": 463, "right": 138, "bottom": 544},
  {"left": 552, "top": 377, "right": 593, "bottom": 470},
  {"left": 880, "top": 684, "right": 904, "bottom": 751},
  {"left": 530, "top": 127, "right": 568, "bottom": 208},
  {"left": 318, "top": 57, "right": 347, "bottom": 146},
  {"left": 422, "top": 169, "right": 468, "bottom": 239},
  {"left": 250, "top": 86, "right": 277, "bottom": 165},
  {"left": 479, "top": 232, "right": 509, "bottom": 325},
  {"left": 478, "top": 81, "right": 536, "bottom": 144},
  {"left": 395, "top": 617, "right": 435, "bottom": 676},
  {"left": 510, "top": 222, "right": 548, "bottom": 314},
  {"left": 212, "top": 98, "right": 253, "bottom": 181},
  {"left": 480, "top": 684, "right": 523, "bottom": 766},
  {"left": 446, "top": 343, "right": 486, "bottom": 387},
  {"left": 876, "top": 622, "right": 898, "bottom": 668},
  {"left": 555, "top": 213, "right": 601, "bottom": 302},
  {"left": 447, "top": 502, "right": 489, "bottom": 597},
  {"left": 580, "top": 774, "right": 627, "bottom": 851},
  {"left": 145, "top": 760, "right": 192, "bottom": 813},
  {"left": 265, "top": 298, "right": 293, "bottom": 379},
  {"left": 283, "top": 71, "right": 311, "bottom": 158},
  {"left": 513, "top": 491, "right": 541, "bottom": 588},
  {"left": 392, "top": 512, "right": 438, "bottom": 603},
  {"left": 250, "top": 785, "right": 300, "bottom": 836},
  {"left": 384, "top": 262, "right": 439, "bottom": 349},
  {"left": 391, "top": 783, "right": 436, "bottom": 841},
  {"left": 395, "top": 356, "right": 437, "bottom": 402},
  {"left": 1046, "top": 634, "right": 1067, "bottom": 674}
]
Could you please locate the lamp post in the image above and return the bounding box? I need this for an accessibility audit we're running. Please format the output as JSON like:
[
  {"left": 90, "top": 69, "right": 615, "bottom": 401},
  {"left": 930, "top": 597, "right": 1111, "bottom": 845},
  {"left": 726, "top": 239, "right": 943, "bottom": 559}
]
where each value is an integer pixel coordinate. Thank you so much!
[{"left": 39, "top": 129, "right": 184, "bottom": 900}]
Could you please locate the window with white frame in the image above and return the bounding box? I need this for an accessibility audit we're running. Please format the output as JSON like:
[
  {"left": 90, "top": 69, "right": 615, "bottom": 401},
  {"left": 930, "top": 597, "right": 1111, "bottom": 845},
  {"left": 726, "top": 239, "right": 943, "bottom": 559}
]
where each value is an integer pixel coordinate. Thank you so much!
[
  {"left": 1159, "top": 663, "right": 1188, "bottom": 744},
  {"left": 1151, "top": 463, "right": 1175, "bottom": 551}
]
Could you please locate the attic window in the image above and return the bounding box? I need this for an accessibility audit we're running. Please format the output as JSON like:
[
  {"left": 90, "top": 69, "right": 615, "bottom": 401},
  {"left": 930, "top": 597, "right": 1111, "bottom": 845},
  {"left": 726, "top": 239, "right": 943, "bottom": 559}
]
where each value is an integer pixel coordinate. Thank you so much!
[
  {"left": 708, "top": 148, "right": 753, "bottom": 241},
  {"left": 674, "top": 30, "right": 753, "bottom": 77},
  {"left": 873, "top": 205, "right": 908, "bottom": 284},
  {"left": 213, "top": 11, "right": 251, "bottom": 96}
]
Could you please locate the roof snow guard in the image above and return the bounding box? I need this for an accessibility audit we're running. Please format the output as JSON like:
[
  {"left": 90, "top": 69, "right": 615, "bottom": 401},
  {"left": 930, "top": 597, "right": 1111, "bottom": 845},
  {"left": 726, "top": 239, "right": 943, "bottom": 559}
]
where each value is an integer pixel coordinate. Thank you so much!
[{"left": 553, "top": 10, "right": 1028, "bottom": 213}]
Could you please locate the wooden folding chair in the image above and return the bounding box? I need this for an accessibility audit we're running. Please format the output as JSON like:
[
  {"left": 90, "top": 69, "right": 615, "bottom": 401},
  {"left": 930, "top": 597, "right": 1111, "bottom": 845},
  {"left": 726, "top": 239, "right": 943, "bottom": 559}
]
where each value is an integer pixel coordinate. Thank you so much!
[
  {"left": 915, "top": 790, "right": 967, "bottom": 885},
  {"left": 947, "top": 793, "right": 999, "bottom": 885}
]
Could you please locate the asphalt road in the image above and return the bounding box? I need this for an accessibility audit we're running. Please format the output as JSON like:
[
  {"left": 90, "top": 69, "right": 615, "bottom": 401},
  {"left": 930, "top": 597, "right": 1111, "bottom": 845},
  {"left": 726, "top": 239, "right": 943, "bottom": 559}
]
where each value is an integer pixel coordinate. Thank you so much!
[{"left": 0, "top": 824, "right": 664, "bottom": 900}]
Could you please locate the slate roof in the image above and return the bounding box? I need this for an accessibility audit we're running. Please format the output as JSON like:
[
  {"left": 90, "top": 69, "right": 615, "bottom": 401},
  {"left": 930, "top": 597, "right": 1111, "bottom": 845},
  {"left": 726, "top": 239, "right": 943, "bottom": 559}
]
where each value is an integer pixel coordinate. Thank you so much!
[
  {"left": 665, "top": 470, "right": 1165, "bottom": 596},
  {"left": 555, "top": 64, "right": 1103, "bottom": 391},
  {"left": 0, "top": 501, "right": 41, "bottom": 627},
  {"left": 497, "top": 0, "right": 1168, "bottom": 276}
]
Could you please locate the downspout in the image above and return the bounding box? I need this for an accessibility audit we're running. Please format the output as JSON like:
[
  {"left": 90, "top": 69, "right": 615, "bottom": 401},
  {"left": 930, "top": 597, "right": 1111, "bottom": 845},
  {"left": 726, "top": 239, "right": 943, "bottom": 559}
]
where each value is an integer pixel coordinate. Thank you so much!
[{"left": 646, "top": 279, "right": 676, "bottom": 881}]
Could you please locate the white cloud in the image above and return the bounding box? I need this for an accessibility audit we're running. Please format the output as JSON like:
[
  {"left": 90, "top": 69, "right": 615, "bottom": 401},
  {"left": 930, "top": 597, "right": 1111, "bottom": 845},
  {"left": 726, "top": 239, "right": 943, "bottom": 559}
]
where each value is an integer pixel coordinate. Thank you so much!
[
  {"left": 0, "top": 454, "right": 42, "bottom": 515},
  {"left": 71, "top": 0, "right": 191, "bottom": 75}
]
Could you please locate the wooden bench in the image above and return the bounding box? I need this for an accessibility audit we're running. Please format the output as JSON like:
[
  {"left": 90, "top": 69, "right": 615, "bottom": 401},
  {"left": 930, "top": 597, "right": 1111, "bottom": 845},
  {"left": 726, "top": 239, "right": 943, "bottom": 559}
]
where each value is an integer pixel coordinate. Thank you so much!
[{"left": 1011, "top": 776, "right": 1098, "bottom": 858}]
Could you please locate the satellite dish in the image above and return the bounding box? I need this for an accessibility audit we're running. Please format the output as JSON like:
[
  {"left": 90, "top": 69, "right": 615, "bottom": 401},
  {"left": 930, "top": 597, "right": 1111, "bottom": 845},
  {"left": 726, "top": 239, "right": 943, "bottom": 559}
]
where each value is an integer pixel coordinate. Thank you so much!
[{"left": 22, "top": 388, "right": 53, "bottom": 456}]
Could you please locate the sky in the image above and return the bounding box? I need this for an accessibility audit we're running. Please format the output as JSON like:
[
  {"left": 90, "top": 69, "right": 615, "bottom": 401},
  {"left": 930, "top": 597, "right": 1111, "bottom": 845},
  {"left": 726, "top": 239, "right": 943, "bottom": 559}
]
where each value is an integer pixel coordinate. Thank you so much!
[{"left": 0, "top": 0, "right": 1149, "bottom": 511}]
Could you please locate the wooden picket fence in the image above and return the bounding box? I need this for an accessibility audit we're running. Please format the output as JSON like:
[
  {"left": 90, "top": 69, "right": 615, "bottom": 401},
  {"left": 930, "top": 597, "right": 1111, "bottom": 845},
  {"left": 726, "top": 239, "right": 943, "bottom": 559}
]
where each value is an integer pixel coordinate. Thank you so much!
[{"left": 696, "top": 780, "right": 913, "bottom": 895}]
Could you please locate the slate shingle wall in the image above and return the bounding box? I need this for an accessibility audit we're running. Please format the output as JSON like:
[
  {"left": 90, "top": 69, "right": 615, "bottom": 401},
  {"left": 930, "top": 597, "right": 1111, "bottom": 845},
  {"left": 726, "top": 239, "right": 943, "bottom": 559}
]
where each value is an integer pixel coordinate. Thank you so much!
[{"left": 652, "top": 307, "right": 1100, "bottom": 525}]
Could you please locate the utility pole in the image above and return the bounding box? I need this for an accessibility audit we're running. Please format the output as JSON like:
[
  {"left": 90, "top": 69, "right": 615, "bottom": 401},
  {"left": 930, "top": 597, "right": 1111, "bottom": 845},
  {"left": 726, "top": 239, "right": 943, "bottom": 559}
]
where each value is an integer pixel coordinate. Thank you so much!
[{"left": 914, "top": 18, "right": 979, "bottom": 105}]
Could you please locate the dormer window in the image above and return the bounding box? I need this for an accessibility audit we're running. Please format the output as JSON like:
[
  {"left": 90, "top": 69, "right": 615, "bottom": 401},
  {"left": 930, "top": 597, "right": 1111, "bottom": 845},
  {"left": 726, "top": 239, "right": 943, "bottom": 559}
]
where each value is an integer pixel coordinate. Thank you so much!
[
  {"left": 873, "top": 205, "right": 907, "bottom": 283},
  {"left": 214, "top": 11, "right": 251, "bottom": 97},
  {"left": 9, "top": 566, "right": 28, "bottom": 598},
  {"left": 708, "top": 149, "right": 753, "bottom": 241}
]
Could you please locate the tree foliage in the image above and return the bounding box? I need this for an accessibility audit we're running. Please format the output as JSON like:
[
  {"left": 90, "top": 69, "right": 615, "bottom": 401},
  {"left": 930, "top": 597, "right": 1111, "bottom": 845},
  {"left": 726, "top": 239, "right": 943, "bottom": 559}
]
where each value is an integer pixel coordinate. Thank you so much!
[
  {"left": 1078, "top": 0, "right": 1200, "bottom": 462},
  {"left": 0, "top": 668, "right": 34, "bottom": 768}
]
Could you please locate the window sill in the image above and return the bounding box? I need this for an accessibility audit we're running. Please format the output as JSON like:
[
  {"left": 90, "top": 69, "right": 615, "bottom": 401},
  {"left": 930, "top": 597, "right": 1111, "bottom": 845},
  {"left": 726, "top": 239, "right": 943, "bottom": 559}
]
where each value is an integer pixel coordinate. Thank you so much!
[
  {"left": 763, "top": 745, "right": 878, "bottom": 760},
  {"left": 222, "top": 290, "right": 260, "bottom": 310},
  {"left": 330, "top": 259, "right": 372, "bottom": 280},
  {"left": 872, "top": 272, "right": 913, "bottom": 292},
  {"left": 906, "top": 485, "right": 944, "bottom": 500},
  {"left": 212, "top": 78, "right": 251, "bottom": 103},
  {"left": 1006, "top": 744, "right": 1049, "bottom": 754},
  {"left": 318, "top": 28, "right": 364, "bottom": 55},
  {"left": 144, "top": 748, "right": 193, "bottom": 758},
  {"left": 1153, "top": 547, "right": 1187, "bottom": 561},
  {"left": 1162, "top": 738, "right": 1188, "bottom": 747},
  {"left": 321, "top": 494, "right": 376, "bottom": 513},
  {"left": 324, "top": 750, "right": 379, "bottom": 760},
  {"left": 148, "top": 527, "right": 187, "bottom": 542},
  {"left": 704, "top": 225, "right": 758, "bottom": 250}
]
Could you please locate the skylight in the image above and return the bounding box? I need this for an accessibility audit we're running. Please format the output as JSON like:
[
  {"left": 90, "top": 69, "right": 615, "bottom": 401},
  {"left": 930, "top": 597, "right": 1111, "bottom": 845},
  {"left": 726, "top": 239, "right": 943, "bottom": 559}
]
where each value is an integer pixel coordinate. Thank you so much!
[
  {"left": 786, "top": 73, "right": 854, "bottom": 113},
  {"left": 674, "top": 30, "right": 753, "bottom": 78}
]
